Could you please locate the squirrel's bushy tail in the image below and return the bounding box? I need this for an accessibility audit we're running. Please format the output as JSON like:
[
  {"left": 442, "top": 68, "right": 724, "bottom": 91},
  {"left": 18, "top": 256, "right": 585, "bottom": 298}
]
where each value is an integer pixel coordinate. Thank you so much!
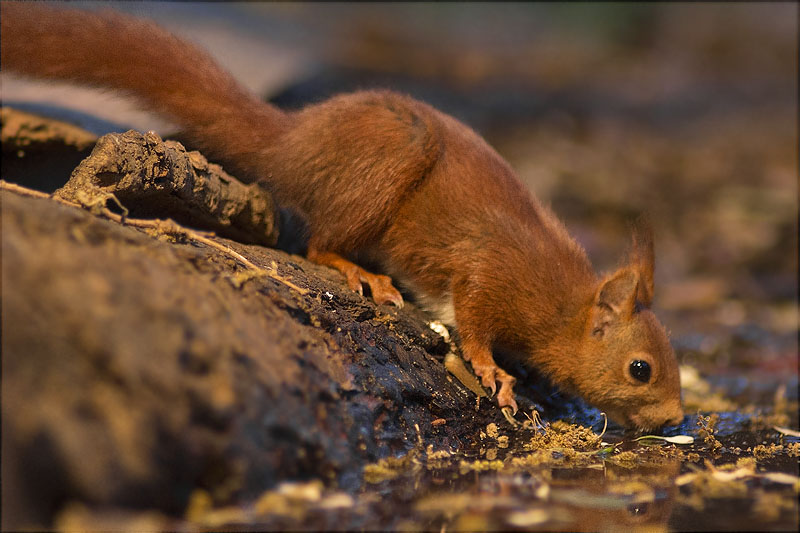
[{"left": 1, "top": 2, "right": 289, "bottom": 182}]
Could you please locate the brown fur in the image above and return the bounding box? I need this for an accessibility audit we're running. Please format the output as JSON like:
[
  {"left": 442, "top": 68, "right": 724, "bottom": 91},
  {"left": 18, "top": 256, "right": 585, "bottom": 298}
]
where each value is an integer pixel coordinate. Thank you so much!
[{"left": 1, "top": 2, "right": 683, "bottom": 430}]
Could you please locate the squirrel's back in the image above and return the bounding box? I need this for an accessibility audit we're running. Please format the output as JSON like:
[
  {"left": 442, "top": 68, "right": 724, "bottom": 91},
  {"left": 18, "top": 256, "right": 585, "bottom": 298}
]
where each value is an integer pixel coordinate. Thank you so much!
[{"left": 2, "top": 4, "right": 448, "bottom": 247}]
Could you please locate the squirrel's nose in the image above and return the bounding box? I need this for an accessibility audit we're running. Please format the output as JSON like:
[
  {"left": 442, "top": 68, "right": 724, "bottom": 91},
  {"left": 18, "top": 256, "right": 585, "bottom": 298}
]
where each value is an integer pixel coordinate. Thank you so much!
[
  {"left": 665, "top": 404, "right": 684, "bottom": 427},
  {"left": 666, "top": 413, "right": 684, "bottom": 427}
]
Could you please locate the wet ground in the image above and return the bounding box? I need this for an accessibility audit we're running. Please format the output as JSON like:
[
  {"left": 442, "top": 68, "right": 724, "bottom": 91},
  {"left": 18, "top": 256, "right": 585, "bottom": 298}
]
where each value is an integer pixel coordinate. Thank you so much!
[{"left": 54, "top": 409, "right": 799, "bottom": 531}]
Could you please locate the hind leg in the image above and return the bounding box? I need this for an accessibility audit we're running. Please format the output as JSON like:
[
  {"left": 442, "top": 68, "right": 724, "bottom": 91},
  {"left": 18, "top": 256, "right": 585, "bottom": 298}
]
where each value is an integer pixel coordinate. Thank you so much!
[{"left": 307, "top": 247, "right": 403, "bottom": 307}]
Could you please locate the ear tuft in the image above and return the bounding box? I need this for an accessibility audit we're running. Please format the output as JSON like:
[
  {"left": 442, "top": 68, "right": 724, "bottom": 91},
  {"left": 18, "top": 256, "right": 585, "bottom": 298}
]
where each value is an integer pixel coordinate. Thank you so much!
[{"left": 627, "top": 215, "right": 655, "bottom": 307}]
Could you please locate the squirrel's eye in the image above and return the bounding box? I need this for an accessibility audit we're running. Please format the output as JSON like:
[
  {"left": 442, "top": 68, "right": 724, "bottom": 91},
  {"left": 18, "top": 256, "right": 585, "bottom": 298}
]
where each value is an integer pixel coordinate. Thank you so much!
[{"left": 629, "top": 360, "right": 651, "bottom": 383}]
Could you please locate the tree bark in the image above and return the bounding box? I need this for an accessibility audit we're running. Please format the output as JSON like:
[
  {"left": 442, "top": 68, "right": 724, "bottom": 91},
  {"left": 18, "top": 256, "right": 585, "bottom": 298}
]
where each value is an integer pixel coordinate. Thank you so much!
[{"left": 1, "top": 112, "right": 505, "bottom": 528}]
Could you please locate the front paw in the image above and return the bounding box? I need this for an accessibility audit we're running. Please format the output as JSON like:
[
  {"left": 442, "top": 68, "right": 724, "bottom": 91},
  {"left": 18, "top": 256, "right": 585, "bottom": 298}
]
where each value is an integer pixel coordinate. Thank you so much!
[
  {"left": 495, "top": 369, "right": 518, "bottom": 415},
  {"left": 472, "top": 364, "right": 497, "bottom": 396}
]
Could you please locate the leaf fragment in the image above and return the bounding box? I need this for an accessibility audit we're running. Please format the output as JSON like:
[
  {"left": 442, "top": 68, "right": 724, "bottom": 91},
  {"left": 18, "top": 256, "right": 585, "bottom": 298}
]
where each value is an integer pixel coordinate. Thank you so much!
[
  {"left": 634, "top": 434, "right": 694, "bottom": 444},
  {"left": 773, "top": 426, "right": 800, "bottom": 438}
]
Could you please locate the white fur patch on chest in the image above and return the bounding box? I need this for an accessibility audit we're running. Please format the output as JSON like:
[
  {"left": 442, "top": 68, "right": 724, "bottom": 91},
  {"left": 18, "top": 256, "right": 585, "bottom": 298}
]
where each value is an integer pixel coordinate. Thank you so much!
[
  {"left": 418, "top": 291, "right": 456, "bottom": 326},
  {"left": 378, "top": 261, "right": 456, "bottom": 325}
]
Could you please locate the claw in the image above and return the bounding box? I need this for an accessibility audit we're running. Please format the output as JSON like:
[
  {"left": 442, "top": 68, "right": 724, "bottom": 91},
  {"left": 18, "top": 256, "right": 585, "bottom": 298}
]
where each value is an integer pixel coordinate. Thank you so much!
[
  {"left": 479, "top": 370, "right": 497, "bottom": 396},
  {"left": 343, "top": 269, "right": 364, "bottom": 296},
  {"left": 499, "top": 396, "right": 518, "bottom": 416},
  {"left": 496, "top": 369, "right": 518, "bottom": 415},
  {"left": 370, "top": 275, "right": 404, "bottom": 307},
  {"left": 501, "top": 406, "right": 519, "bottom": 426},
  {"left": 386, "top": 291, "right": 404, "bottom": 308}
]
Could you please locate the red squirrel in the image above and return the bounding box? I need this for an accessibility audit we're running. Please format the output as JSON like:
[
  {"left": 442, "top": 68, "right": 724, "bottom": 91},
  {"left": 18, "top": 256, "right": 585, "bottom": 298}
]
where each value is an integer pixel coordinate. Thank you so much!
[{"left": 1, "top": 3, "right": 683, "bottom": 430}]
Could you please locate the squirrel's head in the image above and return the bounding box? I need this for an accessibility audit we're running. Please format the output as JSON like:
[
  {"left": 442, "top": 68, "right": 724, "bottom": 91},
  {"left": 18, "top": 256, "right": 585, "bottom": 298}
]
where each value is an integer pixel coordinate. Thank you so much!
[{"left": 574, "top": 220, "right": 683, "bottom": 431}]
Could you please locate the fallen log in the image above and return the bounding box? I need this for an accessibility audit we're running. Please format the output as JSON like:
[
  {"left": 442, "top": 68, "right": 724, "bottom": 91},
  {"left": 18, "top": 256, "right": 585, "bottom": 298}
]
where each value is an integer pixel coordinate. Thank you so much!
[{"left": 1, "top": 110, "right": 590, "bottom": 529}]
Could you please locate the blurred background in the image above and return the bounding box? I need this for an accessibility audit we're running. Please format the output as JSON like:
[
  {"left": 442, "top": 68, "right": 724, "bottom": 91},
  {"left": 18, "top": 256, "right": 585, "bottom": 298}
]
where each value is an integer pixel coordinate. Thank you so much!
[{"left": 4, "top": 1, "right": 797, "bottom": 387}]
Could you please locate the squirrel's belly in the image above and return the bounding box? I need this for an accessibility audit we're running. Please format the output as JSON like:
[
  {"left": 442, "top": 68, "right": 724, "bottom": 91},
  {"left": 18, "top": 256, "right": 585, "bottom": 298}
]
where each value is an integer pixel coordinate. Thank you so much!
[
  {"left": 400, "top": 277, "right": 456, "bottom": 325},
  {"left": 423, "top": 292, "right": 456, "bottom": 325}
]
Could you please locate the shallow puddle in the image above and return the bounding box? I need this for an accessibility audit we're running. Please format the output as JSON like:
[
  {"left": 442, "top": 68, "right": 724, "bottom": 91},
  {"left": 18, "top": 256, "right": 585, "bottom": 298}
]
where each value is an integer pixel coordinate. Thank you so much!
[{"left": 122, "top": 389, "right": 797, "bottom": 532}]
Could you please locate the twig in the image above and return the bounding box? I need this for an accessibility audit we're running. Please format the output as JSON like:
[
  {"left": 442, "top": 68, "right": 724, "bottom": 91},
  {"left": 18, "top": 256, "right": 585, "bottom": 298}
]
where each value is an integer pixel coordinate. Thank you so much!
[
  {"left": 1, "top": 180, "right": 308, "bottom": 294},
  {"left": 523, "top": 408, "right": 547, "bottom": 432},
  {"left": 266, "top": 261, "right": 308, "bottom": 295},
  {"left": 99, "top": 207, "right": 308, "bottom": 294},
  {"left": 99, "top": 206, "right": 262, "bottom": 269},
  {"left": 2, "top": 179, "right": 78, "bottom": 206},
  {"left": 599, "top": 412, "right": 608, "bottom": 440}
]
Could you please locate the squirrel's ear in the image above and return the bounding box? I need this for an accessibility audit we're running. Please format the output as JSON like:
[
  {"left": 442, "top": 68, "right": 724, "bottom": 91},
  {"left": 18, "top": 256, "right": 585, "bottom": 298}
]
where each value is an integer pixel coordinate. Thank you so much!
[
  {"left": 591, "top": 268, "right": 639, "bottom": 337},
  {"left": 597, "top": 268, "right": 639, "bottom": 316},
  {"left": 627, "top": 215, "right": 655, "bottom": 308}
]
